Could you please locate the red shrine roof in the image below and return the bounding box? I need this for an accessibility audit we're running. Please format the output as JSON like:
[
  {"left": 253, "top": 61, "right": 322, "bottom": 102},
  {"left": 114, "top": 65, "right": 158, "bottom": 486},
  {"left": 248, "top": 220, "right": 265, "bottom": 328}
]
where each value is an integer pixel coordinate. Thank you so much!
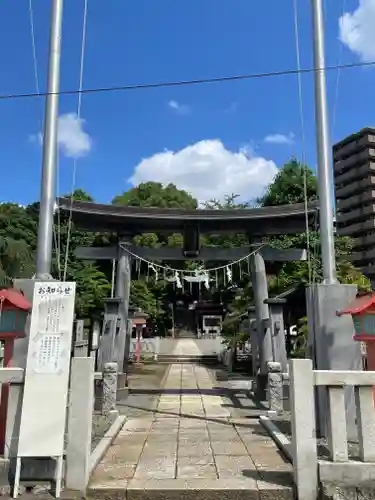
[
  {"left": 0, "top": 289, "right": 31, "bottom": 311},
  {"left": 337, "top": 293, "right": 375, "bottom": 316}
]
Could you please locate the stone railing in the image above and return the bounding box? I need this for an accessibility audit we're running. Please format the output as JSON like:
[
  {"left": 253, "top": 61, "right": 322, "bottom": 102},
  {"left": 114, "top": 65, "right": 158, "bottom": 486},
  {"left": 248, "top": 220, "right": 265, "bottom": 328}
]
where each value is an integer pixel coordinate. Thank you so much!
[
  {"left": 289, "top": 358, "right": 375, "bottom": 500},
  {"left": 66, "top": 359, "right": 119, "bottom": 492},
  {"left": 73, "top": 339, "right": 89, "bottom": 357},
  {"left": 0, "top": 360, "right": 118, "bottom": 492},
  {"left": 128, "top": 337, "right": 160, "bottom": 361}
]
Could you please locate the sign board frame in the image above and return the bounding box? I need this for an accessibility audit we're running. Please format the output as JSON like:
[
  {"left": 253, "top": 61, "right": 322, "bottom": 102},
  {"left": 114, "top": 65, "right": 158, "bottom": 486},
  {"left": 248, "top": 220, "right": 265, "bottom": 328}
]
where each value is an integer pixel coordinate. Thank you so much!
[{"left": 14, "top": 282, "right": 76, "bottom": 498}]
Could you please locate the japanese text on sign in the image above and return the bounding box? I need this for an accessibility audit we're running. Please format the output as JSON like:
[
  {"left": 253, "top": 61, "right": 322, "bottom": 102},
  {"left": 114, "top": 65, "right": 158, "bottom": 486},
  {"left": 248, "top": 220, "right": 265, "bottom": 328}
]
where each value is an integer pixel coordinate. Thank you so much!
[
  {"left": 37, "top": 284, "right": 73, "bottom": 297},
  {"left": 35, "top": 334, "right": 61, "bottom": 374}
]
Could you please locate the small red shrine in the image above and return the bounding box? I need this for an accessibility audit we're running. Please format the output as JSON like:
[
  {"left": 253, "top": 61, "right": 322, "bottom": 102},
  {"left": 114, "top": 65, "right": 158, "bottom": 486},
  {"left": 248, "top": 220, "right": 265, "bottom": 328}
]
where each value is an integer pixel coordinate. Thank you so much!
[
  {"left": 337, "top": 292, "right": 375, "bottom": 343},
  {"left": 0, "top": 288, "right": 31, "bottom": 341},
  {"left": 0, "top": 289, "right": 31, "bottom": 454},
  {"left": 338, "top": 293, "right": 375, "bottom": 405}
]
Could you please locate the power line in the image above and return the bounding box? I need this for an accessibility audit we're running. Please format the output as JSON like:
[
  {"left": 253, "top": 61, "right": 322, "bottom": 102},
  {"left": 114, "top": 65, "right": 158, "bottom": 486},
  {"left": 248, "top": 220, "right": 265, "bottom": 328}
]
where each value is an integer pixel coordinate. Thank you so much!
[{"left": 1, "top": 59, "right": 374, "bottom": 101}]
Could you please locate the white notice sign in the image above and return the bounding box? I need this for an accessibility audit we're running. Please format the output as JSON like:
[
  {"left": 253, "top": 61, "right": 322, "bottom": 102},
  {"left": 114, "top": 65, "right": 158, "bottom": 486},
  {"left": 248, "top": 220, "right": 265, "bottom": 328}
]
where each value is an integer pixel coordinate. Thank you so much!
[{"left": 17, "top": 282, "right": 76, "bottom": 458}]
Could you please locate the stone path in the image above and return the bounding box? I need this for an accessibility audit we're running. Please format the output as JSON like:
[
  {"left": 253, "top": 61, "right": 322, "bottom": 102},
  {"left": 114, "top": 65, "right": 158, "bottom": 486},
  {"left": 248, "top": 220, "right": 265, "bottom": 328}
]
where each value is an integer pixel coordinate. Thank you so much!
[
  {"left": 171, "top": 338, "right": 202, "bottom": 357},
  {"left": 89, "top": 363, "right": 293, "bottom": 500}
]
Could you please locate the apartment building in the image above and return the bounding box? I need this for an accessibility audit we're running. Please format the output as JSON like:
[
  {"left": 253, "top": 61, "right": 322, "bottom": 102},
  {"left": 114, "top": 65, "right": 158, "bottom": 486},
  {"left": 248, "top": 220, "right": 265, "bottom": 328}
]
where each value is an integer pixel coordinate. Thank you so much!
[{"left": 333, "top": 127, "right": 375, "bottom": 279}]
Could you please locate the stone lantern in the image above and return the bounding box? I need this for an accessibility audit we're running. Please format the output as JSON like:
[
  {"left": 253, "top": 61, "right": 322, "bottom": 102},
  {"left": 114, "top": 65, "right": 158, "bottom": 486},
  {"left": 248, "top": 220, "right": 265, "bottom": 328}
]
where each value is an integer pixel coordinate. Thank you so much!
[{"left": 129, "top": 308, "right": 149, "bottom": 363}]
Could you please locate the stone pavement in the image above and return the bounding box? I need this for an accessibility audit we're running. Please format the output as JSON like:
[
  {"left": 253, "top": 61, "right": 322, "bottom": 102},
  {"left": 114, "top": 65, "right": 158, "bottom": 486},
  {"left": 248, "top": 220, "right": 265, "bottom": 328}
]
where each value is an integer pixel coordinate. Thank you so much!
[{"left": 89, "top": 363, "right": 293, "bottom": 500}]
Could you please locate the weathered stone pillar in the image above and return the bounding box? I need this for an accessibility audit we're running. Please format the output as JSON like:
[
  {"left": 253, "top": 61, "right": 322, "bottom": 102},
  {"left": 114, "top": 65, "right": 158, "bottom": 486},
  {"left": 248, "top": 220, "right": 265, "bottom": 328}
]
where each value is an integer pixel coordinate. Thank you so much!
[
  {"left": 267, "top": 361, "right": 283, "bottom": 414},
  {"left": 248, "top": 306, "right": 258, "bottom": 376},
  {"left": 103, "top": 362, "right": 119, "bottom": 421},
  {"left": 97, "top": 298, "right": 121, "bottom": 371},
  {"left": 116, "top": 245, "right": 131, "bottom": 383},
  {"left": 265, "top": 298, "right": 288, "bottom": 372},
  {"left": 250, "top": 251, "right": 273, "bottom": 396}
]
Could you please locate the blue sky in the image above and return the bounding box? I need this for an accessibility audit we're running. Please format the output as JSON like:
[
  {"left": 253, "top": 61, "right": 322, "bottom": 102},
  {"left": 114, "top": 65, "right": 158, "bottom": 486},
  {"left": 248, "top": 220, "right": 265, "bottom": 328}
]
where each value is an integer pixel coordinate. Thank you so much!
[{"left": 1, "top": 0, "right": 374, "bottom": 205}]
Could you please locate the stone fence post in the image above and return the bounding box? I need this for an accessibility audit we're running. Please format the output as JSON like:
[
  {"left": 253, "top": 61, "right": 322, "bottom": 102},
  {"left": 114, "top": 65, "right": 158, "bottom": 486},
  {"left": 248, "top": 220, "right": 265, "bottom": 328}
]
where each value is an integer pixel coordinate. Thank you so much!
[
  {"left": 289, "top": 358, "right": 318, "bottom": 500},
  {"left": 267, "top": 361, "right": 283, "bottom": 414},
  {"left": 103, "top": 362, "right": 119, "bottom": 421},
  {"left": 66, "top": 357, "right": 95, "bottom": 492}
]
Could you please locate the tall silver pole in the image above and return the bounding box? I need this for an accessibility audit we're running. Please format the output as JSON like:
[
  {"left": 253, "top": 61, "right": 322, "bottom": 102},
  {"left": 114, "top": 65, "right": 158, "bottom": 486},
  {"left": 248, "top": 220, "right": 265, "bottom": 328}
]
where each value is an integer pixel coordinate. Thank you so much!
[
  {"left": 36, "top": 0, "right": 64, "bottom": 278},
  {"left": 311, "top": 0, "right": 337, "bottom": 284}
]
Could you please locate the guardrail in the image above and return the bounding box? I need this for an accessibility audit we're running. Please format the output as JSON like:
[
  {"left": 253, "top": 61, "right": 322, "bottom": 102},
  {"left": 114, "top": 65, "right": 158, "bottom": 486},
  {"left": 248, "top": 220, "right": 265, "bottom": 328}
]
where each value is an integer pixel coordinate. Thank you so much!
[{"left": 289, "top": 358, "right": 375, "bottom": 500}]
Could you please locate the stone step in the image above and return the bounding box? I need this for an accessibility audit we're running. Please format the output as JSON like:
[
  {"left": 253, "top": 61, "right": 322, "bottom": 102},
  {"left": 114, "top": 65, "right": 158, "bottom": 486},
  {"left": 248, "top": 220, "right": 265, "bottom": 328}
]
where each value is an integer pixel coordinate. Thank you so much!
[
  {"left": 88, "top": 478, "right": 293, "bottom": 500},
  {"left": 157, "top": 355, "right": 219, "bottom": 364}
]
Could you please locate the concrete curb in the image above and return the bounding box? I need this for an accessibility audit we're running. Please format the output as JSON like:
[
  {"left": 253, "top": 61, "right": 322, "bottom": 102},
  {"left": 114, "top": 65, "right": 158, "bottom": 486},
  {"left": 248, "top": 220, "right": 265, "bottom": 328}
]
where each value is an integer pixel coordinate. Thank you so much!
[
  {"left": 89, "top": 415, "right": 126, "bottom": 474},
  {"left": 259, "top": 415, "right": 293, "bottom": 463},
  {"left": 89, "top": 477, "right": 293, "bottom": 500}
]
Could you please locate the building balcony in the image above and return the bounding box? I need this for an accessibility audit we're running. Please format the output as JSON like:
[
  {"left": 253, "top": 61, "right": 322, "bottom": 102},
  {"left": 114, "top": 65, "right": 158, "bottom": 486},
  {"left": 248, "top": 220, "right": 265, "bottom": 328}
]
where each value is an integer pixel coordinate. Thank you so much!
[
  {"left": 360, "top": 264, "right": 375, "bottom": 278},
  {"left": 350, "top": 247, "right": 375, "bottom": 264},
  {"left": 335, "top": 176, "right": 375, "bottom": 199},
  {"left": 336, "top": 204, "right": 375, "bottom": 225},
  {"left": 336, "top": 190, "right": 375, "bottom": 211},
  {"left": 337, "top": 217, "right": 375, "bottom": 236},
  {"left": 334, "top": 148, "right": 375, "bottom": 174},
  {"left": 333, "top": 132, "right": 375, "bottom": 161},
  {"left": 353, "top": 233, "right": 375, "bottom": 249},
  {"left": 334, "top": 162, "right": 375, "bottom": 186}
]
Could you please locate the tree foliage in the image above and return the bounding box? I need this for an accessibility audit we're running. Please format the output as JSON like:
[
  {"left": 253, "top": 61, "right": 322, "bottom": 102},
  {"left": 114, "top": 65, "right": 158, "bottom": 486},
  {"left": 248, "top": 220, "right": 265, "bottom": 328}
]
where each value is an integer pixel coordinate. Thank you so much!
[
  {"left": 112, "top": 182, "right": 197, "bottom": 209},
  {"left": 0, "top": 159, "right": 369, "bottom": 332},
  {"left": 257, "top": 157, "right": 317, "bottom": 207},
  {"left": 259, "top": 159, "right": 370, "bottom": 294}
]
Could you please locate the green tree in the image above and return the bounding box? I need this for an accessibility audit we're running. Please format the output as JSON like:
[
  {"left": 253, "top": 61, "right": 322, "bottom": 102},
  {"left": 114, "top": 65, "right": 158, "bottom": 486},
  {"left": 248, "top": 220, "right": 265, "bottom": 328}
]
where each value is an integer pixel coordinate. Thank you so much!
[
  {"left": 23, "top": 190, "right": 111, "bottom": 318},
  {"left": 113, "top": 182, "right": 197, "bottom": 209},
  {"left": 257, "top": 157, "right": 317, "bottom": 207},
  {"left": 55, "top": 189, "right": 111, "bottom": 317},
  {"left": 112, "top": 182, "right": 199, "bottom": 332},
  {"left": 258, "top": 159, "right": 370, "bottom": 292},
  {"left": 203, "top": 193, "right": 249, "bottom": 210},
  {"left": 0, "top": 203, "right": 37, "bottom": 286}
]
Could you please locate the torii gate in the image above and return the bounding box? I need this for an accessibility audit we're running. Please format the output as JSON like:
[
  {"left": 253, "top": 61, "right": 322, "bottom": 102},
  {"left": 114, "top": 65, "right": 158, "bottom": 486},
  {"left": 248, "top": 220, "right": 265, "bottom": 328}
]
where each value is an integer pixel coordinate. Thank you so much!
[{"left": 58, "top": 198, "right": 317, "bottom": 390}]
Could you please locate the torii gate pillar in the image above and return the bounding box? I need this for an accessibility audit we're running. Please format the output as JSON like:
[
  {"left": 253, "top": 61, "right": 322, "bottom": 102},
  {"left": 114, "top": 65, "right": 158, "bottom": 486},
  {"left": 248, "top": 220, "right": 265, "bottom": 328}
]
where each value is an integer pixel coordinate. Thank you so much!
[
  {"left": 250, "top": 251, "right": 273, "bottom": 398},
  {"left": 97, "top": 244, "right": 132, "bottom": 386},
  {"left": 116, "top": 246, "right": 132, "bottom": 381}
]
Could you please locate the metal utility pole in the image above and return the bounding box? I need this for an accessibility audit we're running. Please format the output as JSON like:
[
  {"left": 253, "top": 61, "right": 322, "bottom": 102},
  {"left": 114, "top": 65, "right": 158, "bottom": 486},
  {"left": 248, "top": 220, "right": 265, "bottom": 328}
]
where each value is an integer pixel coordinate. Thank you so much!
[
  {"left": 311, "top": 0, "right": 337, "bottom": 284},
  {"left": 36, "top": 0, "right": 64, "bottom": 278}
]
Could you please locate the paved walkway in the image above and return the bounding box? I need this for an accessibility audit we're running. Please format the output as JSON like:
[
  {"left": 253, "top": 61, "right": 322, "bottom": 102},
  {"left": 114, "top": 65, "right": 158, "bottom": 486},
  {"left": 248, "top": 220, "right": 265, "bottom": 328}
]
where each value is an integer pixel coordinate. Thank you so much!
[{"left": 89, "top": 363, "right": 293, "bottom": 499}]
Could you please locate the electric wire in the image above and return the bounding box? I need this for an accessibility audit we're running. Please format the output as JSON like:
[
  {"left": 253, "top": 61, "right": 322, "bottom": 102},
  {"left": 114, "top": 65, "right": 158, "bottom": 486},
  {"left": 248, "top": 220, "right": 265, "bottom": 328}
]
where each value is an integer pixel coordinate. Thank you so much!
[
  {"left": 28, "top": 0, "right": 62, "bottom": 278},
  {"left": 1, "top": 60, "right": 375, "bottom": 102},
  {"left": 62, "top": 0, "right": 88, "bottom": 281},
  {"left": 331, "top": 0, "right": 347, "bottom": 140},
  {"left": 292, "top": 0, "right": 312, "bottom": 285}
]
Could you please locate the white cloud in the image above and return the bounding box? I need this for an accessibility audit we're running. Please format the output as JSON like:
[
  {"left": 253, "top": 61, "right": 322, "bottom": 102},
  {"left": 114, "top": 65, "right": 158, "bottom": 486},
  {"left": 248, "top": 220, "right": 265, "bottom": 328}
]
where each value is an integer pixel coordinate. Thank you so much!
[
  {"left": 339, "top": 0, "right": 375, "bottom": 62},
  {"left": 58, "top": 113, "right": 92, "bottom": 158},
  {"left": 28, "top": 112, "right": 92, "bottom": 159},
  {"left": 167, "top": 100, "right": 191, "bottom": 115},
  {"left": 264, "top": 132, "right": 295, "bottom": 145},
  {"left": 129, "top": 139, "right": 278, "bottom": 202}
]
